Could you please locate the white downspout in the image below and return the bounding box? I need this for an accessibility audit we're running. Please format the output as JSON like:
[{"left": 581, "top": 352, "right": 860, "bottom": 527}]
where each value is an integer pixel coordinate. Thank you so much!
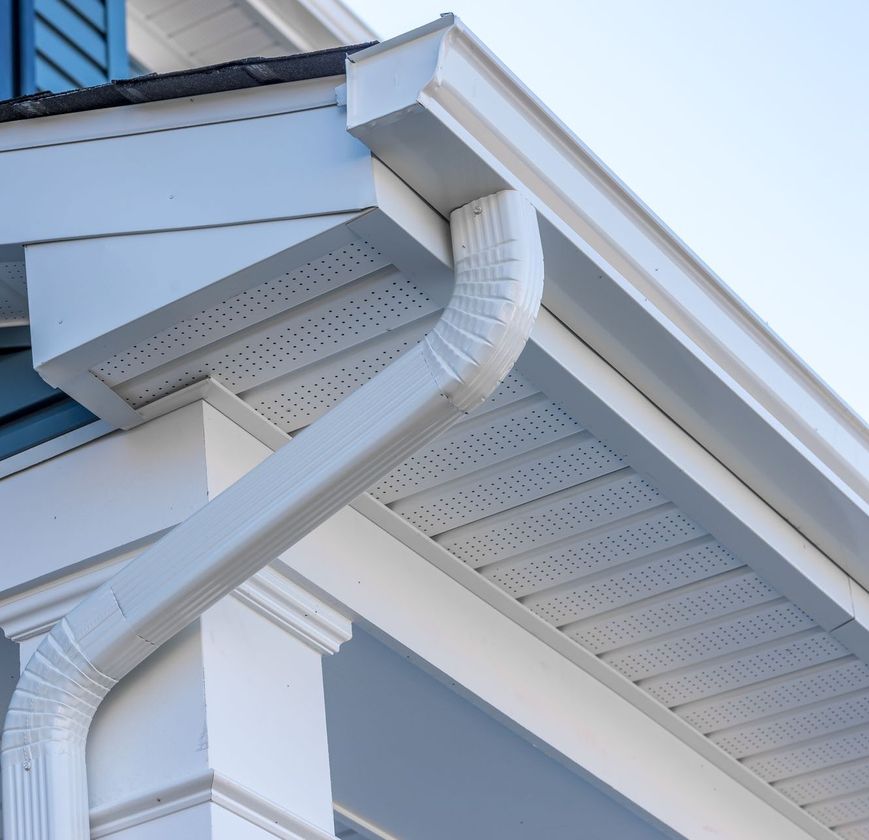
[{"left": 1, "top": 189, "right": 543, "bottom": 839}]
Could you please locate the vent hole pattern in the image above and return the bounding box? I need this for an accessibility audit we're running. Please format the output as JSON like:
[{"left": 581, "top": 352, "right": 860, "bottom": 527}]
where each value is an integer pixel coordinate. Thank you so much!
[
  {"left": 559, "top": 566, "right": 771, "bottom": 652},
  {"left": 94, "top": 240, "right": 384, "bottom": 386},
  {"left": 251, "top": 333, "right": 425, "bottom": 432},
  {"left": 118, "top": 274, "right": 433, "bottom": 407},
  {"left": 839, "top": 825, "right": 869, "bottom": 840},
  {"left": 440, "top": 474, "right": 664, "bottom": 566},
  {"left": 680, "top": 660, "right": 869, "bottom": 734},
  {"left": 743, "top": 727, "right": 869, "bottom": 783},
  {"left": 483, "top": 509, "right": 705, "bottom": 596},
  {"left": 713, "top": 691, "right": 869, "bottom": 760},
  {"left": 604, "top": 603, "right": 816, "bottom": 681},
  {"left": 776, "top": 756, "right": 869, "bottom": 807},
  {"left": 472, "top": 371, "right": 537, "bottom": 414},
  {"left": 643, "top": 632, "right": 847, "bottom": 707},
  {"left": 0, "top": 262, "right": 27, "bottom": 321},
  {"left": 808, "top": 792, "right": 869, "bottom": 831},
  {"left": 395, "top": 437, "right": 625, "bottom": 535},
  {"left": 371, "top": 399, "right": 577, "bottom": 503}
]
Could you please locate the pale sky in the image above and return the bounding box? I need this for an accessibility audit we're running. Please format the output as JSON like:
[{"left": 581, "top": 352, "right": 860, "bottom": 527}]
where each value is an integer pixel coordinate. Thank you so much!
[{"left": 348, "top": 0, "right": 869, "bottom": 422}]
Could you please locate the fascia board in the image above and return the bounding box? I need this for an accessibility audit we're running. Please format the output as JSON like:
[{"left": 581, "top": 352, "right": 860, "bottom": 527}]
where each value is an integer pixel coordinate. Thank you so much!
[
  {"left": 0, "top": 103, "right": 375, "bottom": 246},
  {"left": 521, "top": 310, "right": 856, "bottom": 632},
  {"left": 345, "top": 16, "right": 868, "bottom": 583},
  {"left": 0, "top": 75, "right": 343, "bottom": 153}
]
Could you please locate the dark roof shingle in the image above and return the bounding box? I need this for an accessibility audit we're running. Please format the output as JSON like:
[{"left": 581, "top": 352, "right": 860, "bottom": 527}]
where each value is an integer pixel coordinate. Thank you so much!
[{"left": 0, "top": 43, "right": 375, "bottom": 123}]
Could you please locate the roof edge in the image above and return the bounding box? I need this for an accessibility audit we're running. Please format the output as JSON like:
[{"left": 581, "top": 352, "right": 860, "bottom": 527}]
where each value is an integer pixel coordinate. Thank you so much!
[
  {"left": 0, "top": 43, "right": 375, "bottom": 123},
  {"left": 345, "top": 16, "right": 867, "bottom": 578}
]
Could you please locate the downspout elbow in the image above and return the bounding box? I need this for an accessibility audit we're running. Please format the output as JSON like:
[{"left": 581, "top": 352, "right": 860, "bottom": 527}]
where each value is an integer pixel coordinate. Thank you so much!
[
  {"left": 424, "top": 191, "right": 543, "bottom": 412},
  {"left": 1, "top": 189, "right": 543, "bottom": 839},
  {"left": 2, "top": 618, "right": 115, "bottom": 835}
]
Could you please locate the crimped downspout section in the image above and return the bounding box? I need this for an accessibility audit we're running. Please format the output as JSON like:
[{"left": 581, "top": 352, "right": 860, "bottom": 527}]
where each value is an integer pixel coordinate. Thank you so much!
[{"left": 1, "top": 189, "right": 543, "bottom": 840}]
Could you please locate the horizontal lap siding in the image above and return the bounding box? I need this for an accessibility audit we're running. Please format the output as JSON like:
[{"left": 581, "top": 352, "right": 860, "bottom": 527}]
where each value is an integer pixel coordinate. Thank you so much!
[{"left": 20, "top": 0, "right": 126, "bottom": 94}]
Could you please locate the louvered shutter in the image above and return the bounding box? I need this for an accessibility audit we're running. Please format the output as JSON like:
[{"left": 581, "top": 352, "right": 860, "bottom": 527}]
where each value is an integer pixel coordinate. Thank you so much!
[{"left": 4, "top": 0, "right": 126, "bottom": 96}]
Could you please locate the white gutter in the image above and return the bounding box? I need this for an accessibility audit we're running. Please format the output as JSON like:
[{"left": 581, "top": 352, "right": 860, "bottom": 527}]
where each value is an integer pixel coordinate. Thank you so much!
[
  {"left": 0, "top": 189, "right": 544, "bottom": 839},
  {"left": 343, "top": 16, "right": 868, "bottom": 581}
]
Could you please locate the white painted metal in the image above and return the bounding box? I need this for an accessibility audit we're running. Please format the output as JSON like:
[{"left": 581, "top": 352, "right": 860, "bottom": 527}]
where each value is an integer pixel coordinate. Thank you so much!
[
  {"left": 0, "top": 75, "right": 342, "bottom": 153},
  {"left": 713, "top": 692, "right": 869, "bottom": 759},
  {"left": 282, "top": 498, "right": 836, "bottom": 838},
  {"left": 371, "top": 392, "right": 577, "bottom": 504},
  {"left": 558, "top": 565, "right": 776, "bottom": 649},
  {"left": 113, "top": 268, "right": 437, "bottom": 407},
  {"left": 244, "top": 315, "right": 436, "bottom": 433},
  {"left": 640, "top": 632, "right": 849, "bottom": 708},
  {"left": 603, "top": 601, "right": 816, "bottom": 681},
  {"left": 344, "top": 15, "right": 869, "bottom": 586},
  {"left": 2, "top": 18, "right": 867, "bottom": 839},
  {"left": 92, "top": 238, "right": 390, "bottom": 389},
  {"left": 678, "top": 659, "right": 869, "bottom": 735},
  {"left": 1, "top": 189, "right": 544, "bottom": 839},
  {"left": 389, "top": 432, "right": 623, "bottom": 535},
  {"left": 482, "top": 507, "right": 706, "bottom": 597},
  {"left": 1, "top": 106, "right": 374, "bottom": 246},
  {"left": 437, "top": 470, "right": 666, "bottom": 566},
  {"left": 778, "top": 757, "right": 869, "bottom": 807},
  {"left": 0, "top": 383, "right": 844, "bottom": 840}
]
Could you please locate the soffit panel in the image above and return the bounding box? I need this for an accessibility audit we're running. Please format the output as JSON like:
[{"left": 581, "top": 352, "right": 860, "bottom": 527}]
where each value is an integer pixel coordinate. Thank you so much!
[{"left": 60, "top": 216, "right": 867, "bottom": 839}]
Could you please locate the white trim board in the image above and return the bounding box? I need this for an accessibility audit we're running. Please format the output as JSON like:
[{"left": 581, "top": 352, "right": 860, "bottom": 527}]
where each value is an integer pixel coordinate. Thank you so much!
[
  {"left": 90, "top": 770, "right": 337, "bottom": 839},
  {"left": 344, "top": 16, "right": 868, "bottom": 584},
  {"left": 172, "top": 390, "right": 836, "bottom": 839},
  {"left": 0, "top": 384, "right": 846, "bottom": 838},
  {"left": 283, "top": 505, "right": 833, "bottom": 840}
]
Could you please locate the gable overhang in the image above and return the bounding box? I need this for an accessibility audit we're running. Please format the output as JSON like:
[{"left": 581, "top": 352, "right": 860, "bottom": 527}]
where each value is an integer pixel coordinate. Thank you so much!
[
  {"left": 344, "top": 15, "right": 868, "bottom": 589},
  {"left": 1, "top": 20, "right": 867, "bottom": 840}
]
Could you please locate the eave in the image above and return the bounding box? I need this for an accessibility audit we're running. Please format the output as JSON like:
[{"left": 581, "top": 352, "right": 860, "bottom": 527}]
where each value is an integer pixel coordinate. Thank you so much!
[
  {"left": 127, "top": 0, "right": 377, "bottom": 74},
  {"left": 345, "top": 15, "right": 868, "bottom": 586},
  {"left": 1, "top": 22, "right": 868, "bottom": 840}
]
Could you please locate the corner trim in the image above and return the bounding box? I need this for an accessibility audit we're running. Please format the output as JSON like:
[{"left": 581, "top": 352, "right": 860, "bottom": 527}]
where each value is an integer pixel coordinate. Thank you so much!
[
  {"left": 90, "top": 770, "right": 338, "bottom": 839},
  {"left": 233, "top": 566, "right": 352, "bottom": 655}
]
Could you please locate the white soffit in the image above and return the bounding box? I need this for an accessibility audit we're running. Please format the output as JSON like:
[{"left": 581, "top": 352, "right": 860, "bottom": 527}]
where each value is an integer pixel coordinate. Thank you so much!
[
  {"left": 0, "top": 245, "right": 27, "bottom": 326},
  {"left": 66, "top": 248, "right": 869, "bottom": 836},
  {"left": 5, "top": 46, "right": 869, "bottom": 840},
  {"left": 127, "top": 0, "right": 376, "bottom": 74},
  {"left": 344, "top": 16, "right": 868, "bottom": 587}
]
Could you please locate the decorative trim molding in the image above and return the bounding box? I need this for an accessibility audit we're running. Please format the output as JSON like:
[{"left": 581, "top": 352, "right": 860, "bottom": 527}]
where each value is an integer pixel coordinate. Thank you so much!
[
  {"left": 0, "top": 549, "right": 351, "bottom": 657},
  {"left": 0, "top": 537, "right": 159, "bottom": 643},
  {"left": 90, "top": 770, "right": 338, "bottom": 839},
  {"left": 333, "top": 803, "right": 400, "bottom": 840},
  {"left": 233, "top": 566, "right": 352, "bottom": 656},
  {"left": 140, "top": 377, "right": 290, "bottom": 452}
]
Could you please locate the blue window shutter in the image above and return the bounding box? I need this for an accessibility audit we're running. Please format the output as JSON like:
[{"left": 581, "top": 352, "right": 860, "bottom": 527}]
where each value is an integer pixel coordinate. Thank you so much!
[
  {"left": 0, "top": 1, "right": 14, "bottom": 99},
  {"left": 16, "top": 0, "right": 126, "bottom": 96}
]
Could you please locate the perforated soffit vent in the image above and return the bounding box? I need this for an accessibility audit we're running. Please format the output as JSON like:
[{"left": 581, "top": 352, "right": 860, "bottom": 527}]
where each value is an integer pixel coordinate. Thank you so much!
[{"left": 85, "top": 229, "right": 869, "bottom": 840}]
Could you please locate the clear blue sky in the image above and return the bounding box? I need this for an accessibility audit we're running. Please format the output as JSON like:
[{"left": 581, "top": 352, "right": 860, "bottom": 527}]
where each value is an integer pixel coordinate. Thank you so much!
[{"left": 348, "top": 0, "right": 869, "bottom": 421}]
